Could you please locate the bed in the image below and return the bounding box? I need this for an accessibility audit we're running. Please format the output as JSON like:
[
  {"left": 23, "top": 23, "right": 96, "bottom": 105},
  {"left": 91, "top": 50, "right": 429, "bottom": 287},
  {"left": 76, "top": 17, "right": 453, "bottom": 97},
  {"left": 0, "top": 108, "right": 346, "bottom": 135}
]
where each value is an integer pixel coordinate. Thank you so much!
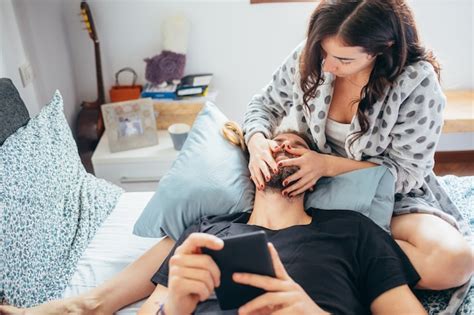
[
  {"left": 62, "top": 192, "right": 159, "bottom": 314},
  {"left": 1, "top": 83, "right": 471, "bottom": 314},
  {"left": 62, "top": 176, "right": 473, "bottom": 315}
]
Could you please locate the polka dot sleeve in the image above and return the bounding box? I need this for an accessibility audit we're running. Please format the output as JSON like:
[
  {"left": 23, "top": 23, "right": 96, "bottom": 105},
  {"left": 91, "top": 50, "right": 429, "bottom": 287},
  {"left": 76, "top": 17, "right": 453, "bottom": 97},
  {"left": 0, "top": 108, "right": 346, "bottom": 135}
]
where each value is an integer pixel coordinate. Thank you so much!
[
  {"left": 366, "top": 71, "right": 446, "bottom": 194},
  {"left": 242, "top": 41, "right": 305, "bottom": 144}
]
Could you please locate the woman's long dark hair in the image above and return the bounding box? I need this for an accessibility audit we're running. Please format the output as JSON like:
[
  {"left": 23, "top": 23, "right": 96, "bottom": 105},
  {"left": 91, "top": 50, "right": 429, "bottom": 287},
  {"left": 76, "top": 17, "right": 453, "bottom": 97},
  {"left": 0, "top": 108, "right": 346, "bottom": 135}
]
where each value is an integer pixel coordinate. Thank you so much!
[{"left": 300, "top": 0, "right": 440, "bottom": 150}]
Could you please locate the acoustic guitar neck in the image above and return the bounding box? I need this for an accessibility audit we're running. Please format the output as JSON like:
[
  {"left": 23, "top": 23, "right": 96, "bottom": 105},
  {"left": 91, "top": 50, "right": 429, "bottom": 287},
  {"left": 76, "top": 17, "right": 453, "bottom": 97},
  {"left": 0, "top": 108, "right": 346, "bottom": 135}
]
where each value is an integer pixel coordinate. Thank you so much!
[{"left": 80, "top": 1, "right": 105, "bottom": 109}]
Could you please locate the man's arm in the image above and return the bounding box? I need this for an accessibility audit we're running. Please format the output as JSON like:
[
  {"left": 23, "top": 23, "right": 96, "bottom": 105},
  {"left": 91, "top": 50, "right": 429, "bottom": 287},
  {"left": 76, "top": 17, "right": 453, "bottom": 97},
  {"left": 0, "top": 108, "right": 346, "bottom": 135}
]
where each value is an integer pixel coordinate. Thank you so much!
[
  {"left": 139, "top": 233, "right": 223, "bottom": 315},
  {"left": 370, "top": 285, "right": 427, "bottom": 315},
  {"left": 138, "top": 284, "right": 168, "bottom": 315}
]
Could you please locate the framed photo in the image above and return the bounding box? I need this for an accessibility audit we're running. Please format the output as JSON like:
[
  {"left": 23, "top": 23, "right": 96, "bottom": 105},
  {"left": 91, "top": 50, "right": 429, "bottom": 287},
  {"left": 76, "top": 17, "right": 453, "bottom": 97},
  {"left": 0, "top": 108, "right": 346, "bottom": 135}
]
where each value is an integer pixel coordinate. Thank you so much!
[{"left": 101, "top": 98, "right": 158, "bottom": 152}]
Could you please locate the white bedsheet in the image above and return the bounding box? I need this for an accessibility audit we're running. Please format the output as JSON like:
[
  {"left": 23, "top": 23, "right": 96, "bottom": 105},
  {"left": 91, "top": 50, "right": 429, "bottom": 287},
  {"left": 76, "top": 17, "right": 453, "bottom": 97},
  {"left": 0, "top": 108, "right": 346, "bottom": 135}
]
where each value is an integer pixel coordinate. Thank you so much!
[{"left": 63, "top": 192, "right": 163, "bottom": 314}]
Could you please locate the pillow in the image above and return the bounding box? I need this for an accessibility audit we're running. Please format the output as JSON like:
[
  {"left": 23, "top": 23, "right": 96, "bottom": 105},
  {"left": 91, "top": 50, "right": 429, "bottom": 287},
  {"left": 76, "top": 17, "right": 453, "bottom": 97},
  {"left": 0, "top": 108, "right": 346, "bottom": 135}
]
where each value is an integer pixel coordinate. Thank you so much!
[
  {"left": 305, "top": 166, "right": 395, "bottom": 232},
  {"left": 133, "top": 103, "right": 395, "bottom": 240},
  {"left": 0, "top": 91, "right": 123, "bottom": 307},
  {"left": 0, "top": 78, "right": 30, "bottom": 145},
  {"left": 133, "top": 102, "right": 255, "bottom": 239}
]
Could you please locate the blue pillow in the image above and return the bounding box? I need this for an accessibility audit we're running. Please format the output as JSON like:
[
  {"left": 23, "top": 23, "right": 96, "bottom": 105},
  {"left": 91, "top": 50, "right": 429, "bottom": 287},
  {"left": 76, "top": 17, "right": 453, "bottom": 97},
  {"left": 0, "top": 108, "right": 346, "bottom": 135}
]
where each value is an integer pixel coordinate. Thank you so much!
[
  {"left": 133, "top": 102, "right": 254, "bottom": 239},
  {"left": 0, "top": 91, "right": 123, "bottom": 306},
  {"left": 133, "top": 103, "right": 395, "bottom": 240},
  {"left": 305, "top": 166, "right": 395, "bottom": 232}
]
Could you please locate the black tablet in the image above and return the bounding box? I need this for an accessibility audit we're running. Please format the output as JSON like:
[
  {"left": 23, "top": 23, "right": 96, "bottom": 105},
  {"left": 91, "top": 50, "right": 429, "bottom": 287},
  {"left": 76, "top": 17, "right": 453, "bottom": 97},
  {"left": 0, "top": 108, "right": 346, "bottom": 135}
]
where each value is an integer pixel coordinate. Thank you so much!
[{"left": 202, "top": 230, "right": 275, "bottom": 310}]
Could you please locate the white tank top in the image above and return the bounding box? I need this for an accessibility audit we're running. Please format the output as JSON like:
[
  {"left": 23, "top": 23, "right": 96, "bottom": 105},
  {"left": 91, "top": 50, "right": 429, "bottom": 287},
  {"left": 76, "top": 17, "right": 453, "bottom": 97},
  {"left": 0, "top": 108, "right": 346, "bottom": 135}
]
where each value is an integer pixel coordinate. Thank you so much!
[{"left": 325, "top": 119, "right": 351, "bottom": 157}]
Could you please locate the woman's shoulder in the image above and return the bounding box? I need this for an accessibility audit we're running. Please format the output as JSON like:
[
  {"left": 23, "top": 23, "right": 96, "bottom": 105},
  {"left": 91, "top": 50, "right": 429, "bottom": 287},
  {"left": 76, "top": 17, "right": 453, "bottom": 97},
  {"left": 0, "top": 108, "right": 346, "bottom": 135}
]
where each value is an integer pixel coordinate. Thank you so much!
[
  {"left": 391, "top": 60, "right": 442, "bottom": 102},
  {"left": 393, "top": 60, "right": 438, "bottom": 88},
  {"left": 283, "top": 38, "right": 307, "bottom": 65}
]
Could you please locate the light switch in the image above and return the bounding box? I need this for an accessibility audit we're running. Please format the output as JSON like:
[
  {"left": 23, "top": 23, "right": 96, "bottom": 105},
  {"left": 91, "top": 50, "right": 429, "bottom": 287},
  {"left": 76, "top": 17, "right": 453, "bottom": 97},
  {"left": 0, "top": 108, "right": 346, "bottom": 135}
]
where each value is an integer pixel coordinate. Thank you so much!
[{"left": 19, "top": 62, "right": 34, "bottom": 87}]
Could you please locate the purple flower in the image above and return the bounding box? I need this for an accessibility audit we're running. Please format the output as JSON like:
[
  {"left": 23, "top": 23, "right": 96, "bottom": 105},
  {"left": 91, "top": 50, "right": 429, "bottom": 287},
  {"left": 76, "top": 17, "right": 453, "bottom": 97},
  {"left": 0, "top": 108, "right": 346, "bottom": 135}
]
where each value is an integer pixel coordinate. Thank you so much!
[{"left": 144, "top": 50, "right": 186, "bottom": 85}]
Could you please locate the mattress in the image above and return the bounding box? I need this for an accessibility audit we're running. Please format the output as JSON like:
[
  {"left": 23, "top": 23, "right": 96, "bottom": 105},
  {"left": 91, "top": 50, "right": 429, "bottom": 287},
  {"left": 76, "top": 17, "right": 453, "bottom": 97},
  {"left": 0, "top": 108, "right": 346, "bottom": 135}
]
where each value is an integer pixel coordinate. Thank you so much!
[{"left": 62, "top": 192, "right": 161, "bottom": 314}]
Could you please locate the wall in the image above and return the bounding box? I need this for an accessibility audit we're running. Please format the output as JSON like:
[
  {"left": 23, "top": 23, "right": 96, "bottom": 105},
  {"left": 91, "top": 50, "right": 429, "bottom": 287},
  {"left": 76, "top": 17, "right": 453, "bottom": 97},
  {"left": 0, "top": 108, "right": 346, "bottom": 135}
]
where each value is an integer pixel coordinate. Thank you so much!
[
  {"left": 63, "top": 0, "right": 473, "bottom": 122},
  {"left": 62, "top": 0, "right": 314, "bottom": 123},
  {"left": 2, "top": 0, "right": 78, "bottom": 124},
  {"left": 3, "top": 0, "right": 473, "bottom": 150},
  {"left": 0, "top": 0, "right": 41, "bottom": 115}
]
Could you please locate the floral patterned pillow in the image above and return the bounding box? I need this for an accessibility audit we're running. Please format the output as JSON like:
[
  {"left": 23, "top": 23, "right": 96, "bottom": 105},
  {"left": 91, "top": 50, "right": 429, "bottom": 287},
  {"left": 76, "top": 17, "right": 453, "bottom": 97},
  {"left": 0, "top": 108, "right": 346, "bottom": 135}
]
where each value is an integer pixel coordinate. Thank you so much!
[{"left": 0, "top": 91, "right": 123, "bottom": 306}]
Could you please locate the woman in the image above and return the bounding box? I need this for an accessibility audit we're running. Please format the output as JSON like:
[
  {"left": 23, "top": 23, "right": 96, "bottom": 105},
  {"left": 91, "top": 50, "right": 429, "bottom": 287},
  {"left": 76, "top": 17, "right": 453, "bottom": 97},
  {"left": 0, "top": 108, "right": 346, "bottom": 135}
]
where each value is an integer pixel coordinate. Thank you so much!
[{"left": 243, "top": 0, "right": 472, "bottom": 293}]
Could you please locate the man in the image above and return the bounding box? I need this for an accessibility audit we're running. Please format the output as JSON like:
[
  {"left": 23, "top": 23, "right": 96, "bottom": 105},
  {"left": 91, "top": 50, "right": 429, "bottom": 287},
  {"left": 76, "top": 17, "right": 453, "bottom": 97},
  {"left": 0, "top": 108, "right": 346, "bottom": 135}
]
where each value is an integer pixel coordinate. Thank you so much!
[
  {"left": 0, "top": 131, "right": 425, "bottom": 315},
  {"left": 138, "top": 132, "right": 427, "bottom": 315}
]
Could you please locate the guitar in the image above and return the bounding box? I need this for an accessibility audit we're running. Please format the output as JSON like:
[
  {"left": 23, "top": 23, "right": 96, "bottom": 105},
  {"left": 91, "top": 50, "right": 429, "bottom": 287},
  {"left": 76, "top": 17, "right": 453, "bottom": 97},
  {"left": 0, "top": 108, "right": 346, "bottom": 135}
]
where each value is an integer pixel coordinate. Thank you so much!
[{"left": 76, "top": 0, "right": 105, "bottom": 172}]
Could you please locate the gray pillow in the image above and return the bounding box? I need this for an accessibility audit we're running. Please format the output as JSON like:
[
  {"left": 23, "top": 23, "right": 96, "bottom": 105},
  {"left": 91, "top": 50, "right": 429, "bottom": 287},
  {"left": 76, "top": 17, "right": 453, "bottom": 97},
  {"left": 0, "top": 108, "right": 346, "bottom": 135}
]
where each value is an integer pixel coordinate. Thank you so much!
[{"left": 0, "top": 78, "right": 29, "bottom": 145}]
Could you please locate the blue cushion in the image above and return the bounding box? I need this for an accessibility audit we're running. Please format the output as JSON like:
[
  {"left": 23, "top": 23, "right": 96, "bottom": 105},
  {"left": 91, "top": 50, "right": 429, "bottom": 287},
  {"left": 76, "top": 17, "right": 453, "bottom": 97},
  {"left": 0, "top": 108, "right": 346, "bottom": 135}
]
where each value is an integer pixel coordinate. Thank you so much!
[
  {"left": 0, "top": 91, "right": 123, "bottom": 306},
  {"left": 133, "top": 103, "right": 395, "bottom": 240},
  {"left": 306, "top": 166, "right": 394, "bottom": 232},
  {"left": 133, "top": 102, "right": 254, "bottom": 240}
]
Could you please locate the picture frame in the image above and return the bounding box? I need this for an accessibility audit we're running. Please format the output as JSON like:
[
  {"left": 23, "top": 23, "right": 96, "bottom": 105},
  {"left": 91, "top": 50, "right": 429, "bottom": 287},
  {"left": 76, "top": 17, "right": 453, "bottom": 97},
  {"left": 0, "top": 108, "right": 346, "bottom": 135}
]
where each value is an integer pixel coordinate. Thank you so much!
[{"left": 101, "top": 98, "right": 158, "bottom": 152}]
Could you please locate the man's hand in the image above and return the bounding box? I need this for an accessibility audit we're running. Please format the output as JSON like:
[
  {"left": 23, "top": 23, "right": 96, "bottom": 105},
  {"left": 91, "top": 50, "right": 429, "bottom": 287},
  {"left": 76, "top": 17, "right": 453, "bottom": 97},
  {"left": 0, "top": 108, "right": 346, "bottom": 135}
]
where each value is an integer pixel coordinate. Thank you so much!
[
  {"left": 233, "top": 243, "right": 329, "bottom": 315},
  {"left": 165, "top": 233, "right": 224, "bottom": 315}
]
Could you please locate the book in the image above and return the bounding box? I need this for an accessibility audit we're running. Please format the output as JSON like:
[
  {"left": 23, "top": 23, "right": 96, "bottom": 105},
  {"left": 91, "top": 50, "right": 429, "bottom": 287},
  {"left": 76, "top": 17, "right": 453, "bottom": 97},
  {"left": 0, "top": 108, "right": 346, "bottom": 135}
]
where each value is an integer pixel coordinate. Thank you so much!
[
  {"left": 176, "top": 85, "right": 208, "bottom": 97},
  {"left": 141, "top": 82, "right": 177, "bottom": 100},
  {"left": 180, "top": 73, "right": 213, "bottom": 87}
]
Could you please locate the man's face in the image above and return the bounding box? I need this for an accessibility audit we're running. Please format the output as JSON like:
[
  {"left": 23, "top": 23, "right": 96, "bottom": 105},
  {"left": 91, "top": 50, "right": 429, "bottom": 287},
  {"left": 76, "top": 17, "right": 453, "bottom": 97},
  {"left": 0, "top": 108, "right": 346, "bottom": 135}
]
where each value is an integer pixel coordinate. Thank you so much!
[{"left": 266, "top": 133, "right": 310, "bottom": 190}]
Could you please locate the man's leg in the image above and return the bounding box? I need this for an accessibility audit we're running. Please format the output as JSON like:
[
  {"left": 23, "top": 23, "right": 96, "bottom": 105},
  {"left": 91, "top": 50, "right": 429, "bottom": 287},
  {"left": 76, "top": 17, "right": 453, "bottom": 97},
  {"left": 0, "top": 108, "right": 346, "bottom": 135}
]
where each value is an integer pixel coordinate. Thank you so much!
[
  {"left": 0, "top": 237, "right": 175, "bottom": 315},
  {"left": 391, "top": 213, "right": 473, "bottom": 290}
]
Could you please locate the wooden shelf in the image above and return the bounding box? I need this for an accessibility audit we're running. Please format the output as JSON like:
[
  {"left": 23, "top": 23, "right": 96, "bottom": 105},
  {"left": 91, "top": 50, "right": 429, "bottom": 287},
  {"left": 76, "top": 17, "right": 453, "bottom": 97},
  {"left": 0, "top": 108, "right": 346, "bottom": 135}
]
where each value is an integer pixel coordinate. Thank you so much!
[
  {"left": 434, "top": 151, "right": 474, "bottom": 176},
  {"left": 443, "top": 90, "right": 473, "bottom": 133}
]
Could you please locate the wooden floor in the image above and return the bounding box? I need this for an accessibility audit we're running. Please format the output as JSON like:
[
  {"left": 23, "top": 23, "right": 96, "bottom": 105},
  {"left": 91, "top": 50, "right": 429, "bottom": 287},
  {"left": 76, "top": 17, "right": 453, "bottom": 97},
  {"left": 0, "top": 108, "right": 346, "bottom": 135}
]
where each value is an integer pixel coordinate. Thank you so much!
[{"left": 434, "top": 151, "right": 474, "bottom": 176}]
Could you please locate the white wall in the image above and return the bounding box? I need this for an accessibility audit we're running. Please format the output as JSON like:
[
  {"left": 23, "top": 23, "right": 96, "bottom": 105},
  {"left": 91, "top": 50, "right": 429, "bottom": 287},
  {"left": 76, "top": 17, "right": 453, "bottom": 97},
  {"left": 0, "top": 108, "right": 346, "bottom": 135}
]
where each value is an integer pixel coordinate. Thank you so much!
[
  {"left": 3, "top": 0, "right": 473, "bottom": 149},
  {"left": 14, "top": 0, "right": 78, "bottom": 125},
  {"left": 0, "top": 0, "right": 41, "bottom": 115},
  {"left": 0, "top": 27, "right": 4, "bottom": 77},
  {"left": 2, "top": 0, "right": 78, "bottom": 124},
  {"left": 61, "top": 0, "right": 473, "bottom": 124},
  {"left": 411, "top": 0, "right": 473, "bottom": 89},
  {"left": 62, "top": 0, "right": 314, "bottom": 123}
]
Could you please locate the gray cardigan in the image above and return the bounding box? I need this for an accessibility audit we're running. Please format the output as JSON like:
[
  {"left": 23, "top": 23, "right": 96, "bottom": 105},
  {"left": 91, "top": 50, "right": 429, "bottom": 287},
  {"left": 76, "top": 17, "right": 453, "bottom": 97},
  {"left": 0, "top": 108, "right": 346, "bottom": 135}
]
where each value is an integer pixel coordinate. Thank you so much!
[{"left": 243, "top": 40, "right": 470, "bottom": 313}]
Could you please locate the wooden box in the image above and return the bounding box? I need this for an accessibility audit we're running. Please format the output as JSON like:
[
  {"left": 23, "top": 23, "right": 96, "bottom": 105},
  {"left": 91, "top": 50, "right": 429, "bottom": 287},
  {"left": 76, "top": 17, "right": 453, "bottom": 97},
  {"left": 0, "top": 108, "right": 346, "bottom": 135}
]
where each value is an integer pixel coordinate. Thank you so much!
[{"left": 153, "top": 100, "right": 204, "bottom": 130}]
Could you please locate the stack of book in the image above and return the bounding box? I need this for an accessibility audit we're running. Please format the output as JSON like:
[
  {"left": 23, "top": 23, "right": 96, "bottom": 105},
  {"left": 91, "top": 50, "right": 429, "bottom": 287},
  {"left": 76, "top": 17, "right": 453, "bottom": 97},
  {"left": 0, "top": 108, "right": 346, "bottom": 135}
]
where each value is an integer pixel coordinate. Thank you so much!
[
  {"left": 176, "top": 73, "right": 213, "bottom": 97},
  {"left": 140, "top": 82, "right": 178, "bottom": 100},
  {"left": 141, "top": 73, "right": 213, "bottom": 100}
]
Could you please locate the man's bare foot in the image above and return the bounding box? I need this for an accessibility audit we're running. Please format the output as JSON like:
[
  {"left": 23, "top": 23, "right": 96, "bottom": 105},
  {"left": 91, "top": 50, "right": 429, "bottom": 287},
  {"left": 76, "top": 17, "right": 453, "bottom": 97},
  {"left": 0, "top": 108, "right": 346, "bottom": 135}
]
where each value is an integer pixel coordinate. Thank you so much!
[{"left": 0, "top": 296, "right": 103, "bottom": 315}]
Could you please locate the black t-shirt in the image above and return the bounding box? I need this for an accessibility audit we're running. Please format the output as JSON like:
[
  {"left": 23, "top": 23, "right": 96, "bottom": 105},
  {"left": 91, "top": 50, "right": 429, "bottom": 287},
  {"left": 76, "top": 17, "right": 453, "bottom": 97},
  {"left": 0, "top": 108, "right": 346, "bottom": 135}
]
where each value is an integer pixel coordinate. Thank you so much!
[{"left": 152, "top": 209, "right": 420, "bottom": 315}]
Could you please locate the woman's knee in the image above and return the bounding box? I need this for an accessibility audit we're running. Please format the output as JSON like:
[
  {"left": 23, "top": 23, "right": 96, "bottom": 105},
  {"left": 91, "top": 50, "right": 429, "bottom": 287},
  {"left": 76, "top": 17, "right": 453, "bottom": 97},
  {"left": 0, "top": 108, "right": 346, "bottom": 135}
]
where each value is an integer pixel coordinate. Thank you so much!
[
  {"left": 423, "top": 240, "right": 473, "bottom": 289},
  {"left": 391, "top": 213, "right": 473, "bottom": 289}
]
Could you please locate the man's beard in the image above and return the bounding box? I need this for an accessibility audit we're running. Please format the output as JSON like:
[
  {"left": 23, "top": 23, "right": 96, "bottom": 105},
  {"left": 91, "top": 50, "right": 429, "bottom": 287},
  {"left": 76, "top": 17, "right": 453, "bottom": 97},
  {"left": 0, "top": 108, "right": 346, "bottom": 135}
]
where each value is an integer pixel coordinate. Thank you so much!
[{"left": 266, "top": 152, "right": 299, "bottom": 190}]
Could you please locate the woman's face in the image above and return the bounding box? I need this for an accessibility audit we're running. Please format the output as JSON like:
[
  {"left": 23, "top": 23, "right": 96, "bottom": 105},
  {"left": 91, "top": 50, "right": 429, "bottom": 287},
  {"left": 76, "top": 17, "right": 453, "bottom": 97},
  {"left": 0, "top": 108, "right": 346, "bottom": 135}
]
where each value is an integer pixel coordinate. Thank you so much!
[{"left": 320, "top": 36, "right": 377, "bottom": 78}]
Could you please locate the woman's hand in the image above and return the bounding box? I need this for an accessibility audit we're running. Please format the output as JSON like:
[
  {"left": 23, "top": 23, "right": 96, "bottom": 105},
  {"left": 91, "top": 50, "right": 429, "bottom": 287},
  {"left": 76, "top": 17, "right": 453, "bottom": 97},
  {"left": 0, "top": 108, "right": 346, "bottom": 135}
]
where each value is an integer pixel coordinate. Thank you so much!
[
  {"left": 247, "top": 133, "right": 282, "bottom": 190},
  {"left": 165, "top": 233, "right": 224, "bottom": 315},
  {"left": 233, "top": 243, "right": 329, "bottom": 315},
  {"left": 277, "top": 146, "right": 328, "bottom": 198}
]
